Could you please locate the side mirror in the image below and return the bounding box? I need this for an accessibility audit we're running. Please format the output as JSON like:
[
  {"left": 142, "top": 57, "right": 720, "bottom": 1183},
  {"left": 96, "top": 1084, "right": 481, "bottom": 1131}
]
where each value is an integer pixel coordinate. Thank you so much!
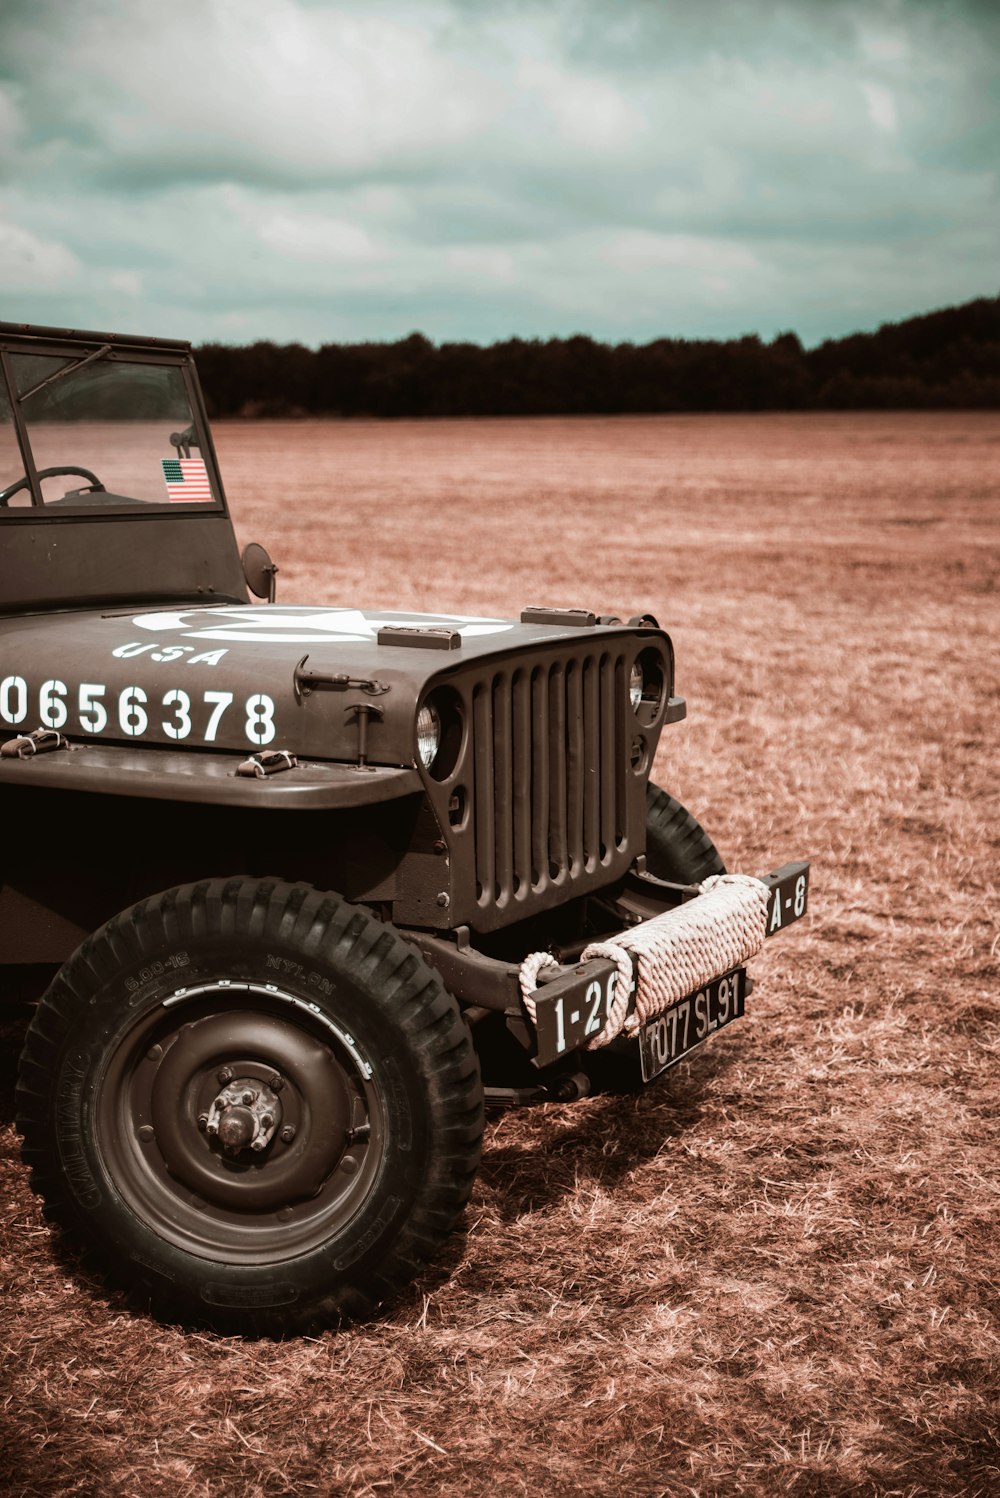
[{"left": 242, "top": 542, "right": 278, "bottom": 603}]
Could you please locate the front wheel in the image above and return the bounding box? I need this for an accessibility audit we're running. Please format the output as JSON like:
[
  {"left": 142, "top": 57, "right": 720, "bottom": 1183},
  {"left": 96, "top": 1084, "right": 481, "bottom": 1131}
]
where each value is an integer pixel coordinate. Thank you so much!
[
  {"left": 15, "top": 878, "right": 483, "bottom": 1334},
  {"left": 644, "top": 782, "right": 726, "bottom": 885}
]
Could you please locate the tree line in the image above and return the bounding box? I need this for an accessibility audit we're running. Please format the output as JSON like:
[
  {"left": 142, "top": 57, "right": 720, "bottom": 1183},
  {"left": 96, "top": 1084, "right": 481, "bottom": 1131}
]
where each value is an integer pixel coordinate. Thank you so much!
[{"left": 195, "top": 295, "right": 1000, "bottom": 418}]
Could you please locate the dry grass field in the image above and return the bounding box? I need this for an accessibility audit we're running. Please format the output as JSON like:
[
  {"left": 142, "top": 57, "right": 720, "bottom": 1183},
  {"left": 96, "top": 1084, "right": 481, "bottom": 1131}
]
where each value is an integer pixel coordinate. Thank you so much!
[{"left": 2, "top": 411, "right": 998, "bottom": 1496}]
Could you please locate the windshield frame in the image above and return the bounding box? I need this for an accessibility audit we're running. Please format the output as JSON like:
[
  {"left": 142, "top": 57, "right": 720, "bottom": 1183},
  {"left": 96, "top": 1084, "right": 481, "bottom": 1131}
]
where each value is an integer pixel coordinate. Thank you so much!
[{"left": 0, "top": 332, "right": 229, "bottom": 522}]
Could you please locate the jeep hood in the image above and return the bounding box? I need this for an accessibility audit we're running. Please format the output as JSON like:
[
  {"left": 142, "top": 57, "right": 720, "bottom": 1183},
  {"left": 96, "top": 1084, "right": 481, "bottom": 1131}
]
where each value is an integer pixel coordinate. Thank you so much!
[{"left": 0, "top": 603, "right": 669, "bottom": 766}]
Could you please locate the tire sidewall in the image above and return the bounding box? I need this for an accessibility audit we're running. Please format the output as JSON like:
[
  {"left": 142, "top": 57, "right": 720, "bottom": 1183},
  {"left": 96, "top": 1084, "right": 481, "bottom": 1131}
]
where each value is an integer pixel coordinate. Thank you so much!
[{"left": 45, "top": 911, "right": 438, "bottom": 1319}]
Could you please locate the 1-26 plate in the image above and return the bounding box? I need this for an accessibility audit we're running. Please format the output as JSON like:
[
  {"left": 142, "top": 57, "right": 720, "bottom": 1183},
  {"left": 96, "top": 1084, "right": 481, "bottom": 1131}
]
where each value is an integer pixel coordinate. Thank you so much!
[{"left": 639, "top": 967, "right": 746, "bottom": 1083}]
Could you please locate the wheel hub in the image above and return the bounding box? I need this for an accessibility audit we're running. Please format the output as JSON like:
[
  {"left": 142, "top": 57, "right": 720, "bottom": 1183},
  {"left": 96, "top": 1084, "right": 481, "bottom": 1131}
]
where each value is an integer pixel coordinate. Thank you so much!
[
  {"left": 205, "top": 1076, "right": 282, "bottom": 1155},
  {"left": 145, "top": 1006, "right": 355, "bottom": 1210}
]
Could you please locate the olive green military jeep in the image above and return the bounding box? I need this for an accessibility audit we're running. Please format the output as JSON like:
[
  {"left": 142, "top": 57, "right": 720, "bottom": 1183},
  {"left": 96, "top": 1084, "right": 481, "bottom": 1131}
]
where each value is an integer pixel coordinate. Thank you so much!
[{"left": 1, "top": 320, "right": 809, "bottom": 1333}]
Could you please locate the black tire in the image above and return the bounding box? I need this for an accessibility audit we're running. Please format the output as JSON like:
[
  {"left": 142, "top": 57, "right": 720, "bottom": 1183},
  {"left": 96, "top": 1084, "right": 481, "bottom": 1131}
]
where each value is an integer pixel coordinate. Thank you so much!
[
  {"left": 644, "top": 782, "right": 726, "bottom": 885},
  {"left": 15, "top": 878, "right": 483, "bottom": 1335}
]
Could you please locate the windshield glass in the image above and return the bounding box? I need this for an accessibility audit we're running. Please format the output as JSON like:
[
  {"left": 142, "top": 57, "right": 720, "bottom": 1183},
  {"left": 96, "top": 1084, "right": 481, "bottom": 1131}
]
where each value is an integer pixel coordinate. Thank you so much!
[
  {"left": 0, "top": 350, "right": 218, "bottom": 513},
  {"left": 0, "top": 380, "right": 24, "bottom": 500}
]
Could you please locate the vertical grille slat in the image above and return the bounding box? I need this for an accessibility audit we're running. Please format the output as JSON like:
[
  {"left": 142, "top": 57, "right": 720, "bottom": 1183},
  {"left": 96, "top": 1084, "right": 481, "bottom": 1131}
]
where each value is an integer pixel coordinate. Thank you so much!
[
  {"left": 531, "top": 666, "right": 549, "bottom": 888},
  {"left": 468, "top": 644, "right": 632, "bottom": 920},
  {"left": 600, "top": 654, "right": 616, "bottom": 862},
  {"left": 614, "top": 657, "right": 628, "bottom": 847},
  {"left": 473, "top": 683, "right": 495, "bottom": 903},
  {"left": 511, "top": 672, "right": 532, "bottom": 895},
  {"left": 566, "top": 661, "right": 584, "bottom": 875},
  {"left": 583, "top": 656, "right": 600, "bottom": 870},
  {"left": 548, "top": 663, "right": 567, "bottom": 875},
  {"left": 492, "top": 674, "right": 513, "bottom": 904}
]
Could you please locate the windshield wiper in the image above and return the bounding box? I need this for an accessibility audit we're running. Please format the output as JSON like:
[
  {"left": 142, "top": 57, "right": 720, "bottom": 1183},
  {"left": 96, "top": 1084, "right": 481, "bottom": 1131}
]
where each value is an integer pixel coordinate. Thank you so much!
[{"left": 18, "top": 344, "right": 112, "bottom": 404}]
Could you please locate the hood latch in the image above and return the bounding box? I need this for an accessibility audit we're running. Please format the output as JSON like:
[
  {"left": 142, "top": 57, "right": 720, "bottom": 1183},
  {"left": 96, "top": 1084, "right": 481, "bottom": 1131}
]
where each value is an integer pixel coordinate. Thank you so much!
[{"left": 294, "top": 655, "right": 390, "bottom": 705}]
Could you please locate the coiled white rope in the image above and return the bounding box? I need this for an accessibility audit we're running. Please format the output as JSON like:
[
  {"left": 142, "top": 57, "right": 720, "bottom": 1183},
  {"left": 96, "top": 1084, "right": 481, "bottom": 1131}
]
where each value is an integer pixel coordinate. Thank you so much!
[{"left": 519, "top": 873, "right": 771, "bottom": 1050}]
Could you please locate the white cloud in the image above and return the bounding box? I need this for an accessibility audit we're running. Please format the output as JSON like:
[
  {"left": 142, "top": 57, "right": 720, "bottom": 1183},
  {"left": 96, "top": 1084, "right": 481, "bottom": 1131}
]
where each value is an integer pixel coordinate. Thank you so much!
[
  {"left": 517, "top": 58, "right": 642, "bottom": 151},
  {"left": 857, "top": 22, "right": 909, "bottom": 66},
  {"left": 601, "top": 231, "right": 759, "bottom": 275},
  {"left": 256, "top": 212, "right": 384, "bottom": 264},
  {"left": 107, "top": 269, "right": 143, "bottom": 296},
  {"left": 0, "top": 0, "right": 995, "bottom": 346},
  {"left": 0, "top": 220, "right": 79, "bottom": 289},
  {"left": 40, "top": 0, "right": 505, "bottom": 181},
  {"left": 445, "top": 246, "right": 516, "bottom": 283},
  {"left": 863, "top": 82, "right": 898, "bottom": 133},
  {"left": 0, "top": 85, "right": 24, "bottom": 164}
]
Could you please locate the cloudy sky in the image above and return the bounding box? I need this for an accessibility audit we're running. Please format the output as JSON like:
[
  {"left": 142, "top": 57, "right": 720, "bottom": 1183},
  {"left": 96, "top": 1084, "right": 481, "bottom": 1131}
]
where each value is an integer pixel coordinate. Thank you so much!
[{"left": 0, "top": 0, "right": 996, "bottom": 347}]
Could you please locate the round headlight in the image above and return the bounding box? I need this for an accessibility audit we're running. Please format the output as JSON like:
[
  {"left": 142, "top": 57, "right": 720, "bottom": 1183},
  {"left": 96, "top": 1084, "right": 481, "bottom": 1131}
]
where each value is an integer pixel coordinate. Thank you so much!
[
  {"left": 416, "top": 702, "right": 441, "bottom": 769},
  {"left": 631, "top": 647, "right": 666, "bottom": 724}
]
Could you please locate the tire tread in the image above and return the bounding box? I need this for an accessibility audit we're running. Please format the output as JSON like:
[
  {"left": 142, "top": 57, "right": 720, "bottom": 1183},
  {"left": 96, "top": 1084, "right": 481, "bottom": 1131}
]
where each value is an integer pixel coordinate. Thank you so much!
[
  {"left": 644, "top": 782, "right": 726, "bottom": 885},
  {"left": 16, "top": 877, "right": 484, "bottom": 1336}
]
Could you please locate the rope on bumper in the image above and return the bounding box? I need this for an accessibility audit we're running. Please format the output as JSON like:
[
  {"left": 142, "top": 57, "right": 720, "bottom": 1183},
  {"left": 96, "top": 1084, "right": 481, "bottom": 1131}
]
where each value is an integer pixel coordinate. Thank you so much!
[
  {"left": 518, "top": 950, "right": 559, "bottom": 1024},
  {"left": 519, "top": 873, "right": 771, "bottom": 1050}
]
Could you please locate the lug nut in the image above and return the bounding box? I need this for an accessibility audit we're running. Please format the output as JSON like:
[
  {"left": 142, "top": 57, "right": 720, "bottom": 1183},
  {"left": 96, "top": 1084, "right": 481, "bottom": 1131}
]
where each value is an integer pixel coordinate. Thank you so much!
[
  {"left": 280, "top": 1125, "right": 296, "bottom": 1144},
  {"left": 251, "top": 1139, "right": 266, "bottom": 1152},
  {"left": 241, "top": 1091, "right": 255, "bottom": 1106},
  {"left": 260, "top": 1113, "right": 274, "bottom": 1129},
  {"left": 197, "top": 1113, "right": 209, "bottom": 1131},
  {"left": 206, "top": 1120, "right": 219, "bottom": 1135},
  {"left": 268, "top": 1074, "right": 284, "bottom": 1092},
  {"left": 217, "top": 1067, "right": 233, "bottom": 1085}
]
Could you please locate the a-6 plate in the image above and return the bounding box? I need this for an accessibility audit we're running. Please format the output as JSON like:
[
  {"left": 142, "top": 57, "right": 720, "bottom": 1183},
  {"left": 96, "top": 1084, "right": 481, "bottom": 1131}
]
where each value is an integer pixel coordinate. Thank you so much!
[{"left": 639, "top": 966, "right": 746, "bottom": 1082}]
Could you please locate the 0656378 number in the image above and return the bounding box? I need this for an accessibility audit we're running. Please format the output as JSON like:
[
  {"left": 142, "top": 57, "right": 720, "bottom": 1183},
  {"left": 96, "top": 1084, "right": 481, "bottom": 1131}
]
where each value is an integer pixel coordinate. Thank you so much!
[{"left": 0, "top": 675, "right": 276, "bottom": 748}]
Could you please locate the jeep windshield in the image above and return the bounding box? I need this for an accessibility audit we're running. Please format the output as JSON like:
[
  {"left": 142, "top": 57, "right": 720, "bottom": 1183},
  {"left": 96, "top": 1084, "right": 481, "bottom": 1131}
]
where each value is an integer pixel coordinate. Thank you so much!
[{"left": 0, "top": 342, "right": 221, "bottom": 515}]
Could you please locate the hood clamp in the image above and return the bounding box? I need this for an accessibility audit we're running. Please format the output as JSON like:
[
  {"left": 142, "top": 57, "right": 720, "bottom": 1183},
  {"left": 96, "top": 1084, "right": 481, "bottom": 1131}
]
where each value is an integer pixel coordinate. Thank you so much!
[
  {"left": 345, "top": 703, "right": 384, "bottom": 769},
  {"left": 521, "top": 606, "right": 596, "bottom": 628},
  {"left": 236, "top": 750, "right": 299, "bottom": 780},
  {"left": 1, "top": 728, "right": 70, "bottom": 759},
  {"left": 294, "top": 655, "right": 391, "bottom": 706},
  {"left": 377, "top": 626, "right": 460, "bottom": 650}
]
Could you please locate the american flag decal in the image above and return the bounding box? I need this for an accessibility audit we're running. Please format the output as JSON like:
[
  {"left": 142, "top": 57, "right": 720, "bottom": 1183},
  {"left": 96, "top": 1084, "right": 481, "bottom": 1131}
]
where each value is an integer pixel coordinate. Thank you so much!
[{"left": 162, "top": 457, "right": 212, "bottom": 502}]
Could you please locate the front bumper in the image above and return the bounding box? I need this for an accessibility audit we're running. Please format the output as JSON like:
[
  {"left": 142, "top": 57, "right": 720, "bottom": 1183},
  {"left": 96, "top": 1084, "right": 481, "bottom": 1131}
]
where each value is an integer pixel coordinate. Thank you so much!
[{"left": 408, "top": 860, "right": 810, "bottom": 1069}]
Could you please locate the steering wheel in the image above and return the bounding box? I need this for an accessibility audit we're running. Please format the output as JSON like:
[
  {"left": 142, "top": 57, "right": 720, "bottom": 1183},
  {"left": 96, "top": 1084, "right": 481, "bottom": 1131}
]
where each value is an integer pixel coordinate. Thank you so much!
[{"left": 0, "top": 465, "right": 106, "bottom": 507}]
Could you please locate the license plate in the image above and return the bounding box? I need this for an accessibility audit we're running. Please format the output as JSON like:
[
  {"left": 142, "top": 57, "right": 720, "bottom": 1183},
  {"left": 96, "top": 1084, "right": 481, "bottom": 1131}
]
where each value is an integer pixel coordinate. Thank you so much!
[
  {"left": 639, "top": 967, "right": 746, "bottom": 1082},
  {"left": 763, "top": 863, "right": 810, "bottom": 935}
]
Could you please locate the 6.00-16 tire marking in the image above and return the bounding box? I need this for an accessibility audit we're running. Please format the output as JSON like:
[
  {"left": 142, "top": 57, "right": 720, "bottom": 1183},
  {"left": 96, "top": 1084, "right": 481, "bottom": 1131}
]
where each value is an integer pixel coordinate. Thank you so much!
[{"left": 0, "top": 674, "right": 276, "bottom": 747}]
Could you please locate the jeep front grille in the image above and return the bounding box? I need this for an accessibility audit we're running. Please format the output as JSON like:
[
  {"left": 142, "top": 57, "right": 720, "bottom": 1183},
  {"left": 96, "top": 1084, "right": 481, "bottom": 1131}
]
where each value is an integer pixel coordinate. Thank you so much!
[{"left": 469, "top": 650, "right": 631, "bottom": 918}]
